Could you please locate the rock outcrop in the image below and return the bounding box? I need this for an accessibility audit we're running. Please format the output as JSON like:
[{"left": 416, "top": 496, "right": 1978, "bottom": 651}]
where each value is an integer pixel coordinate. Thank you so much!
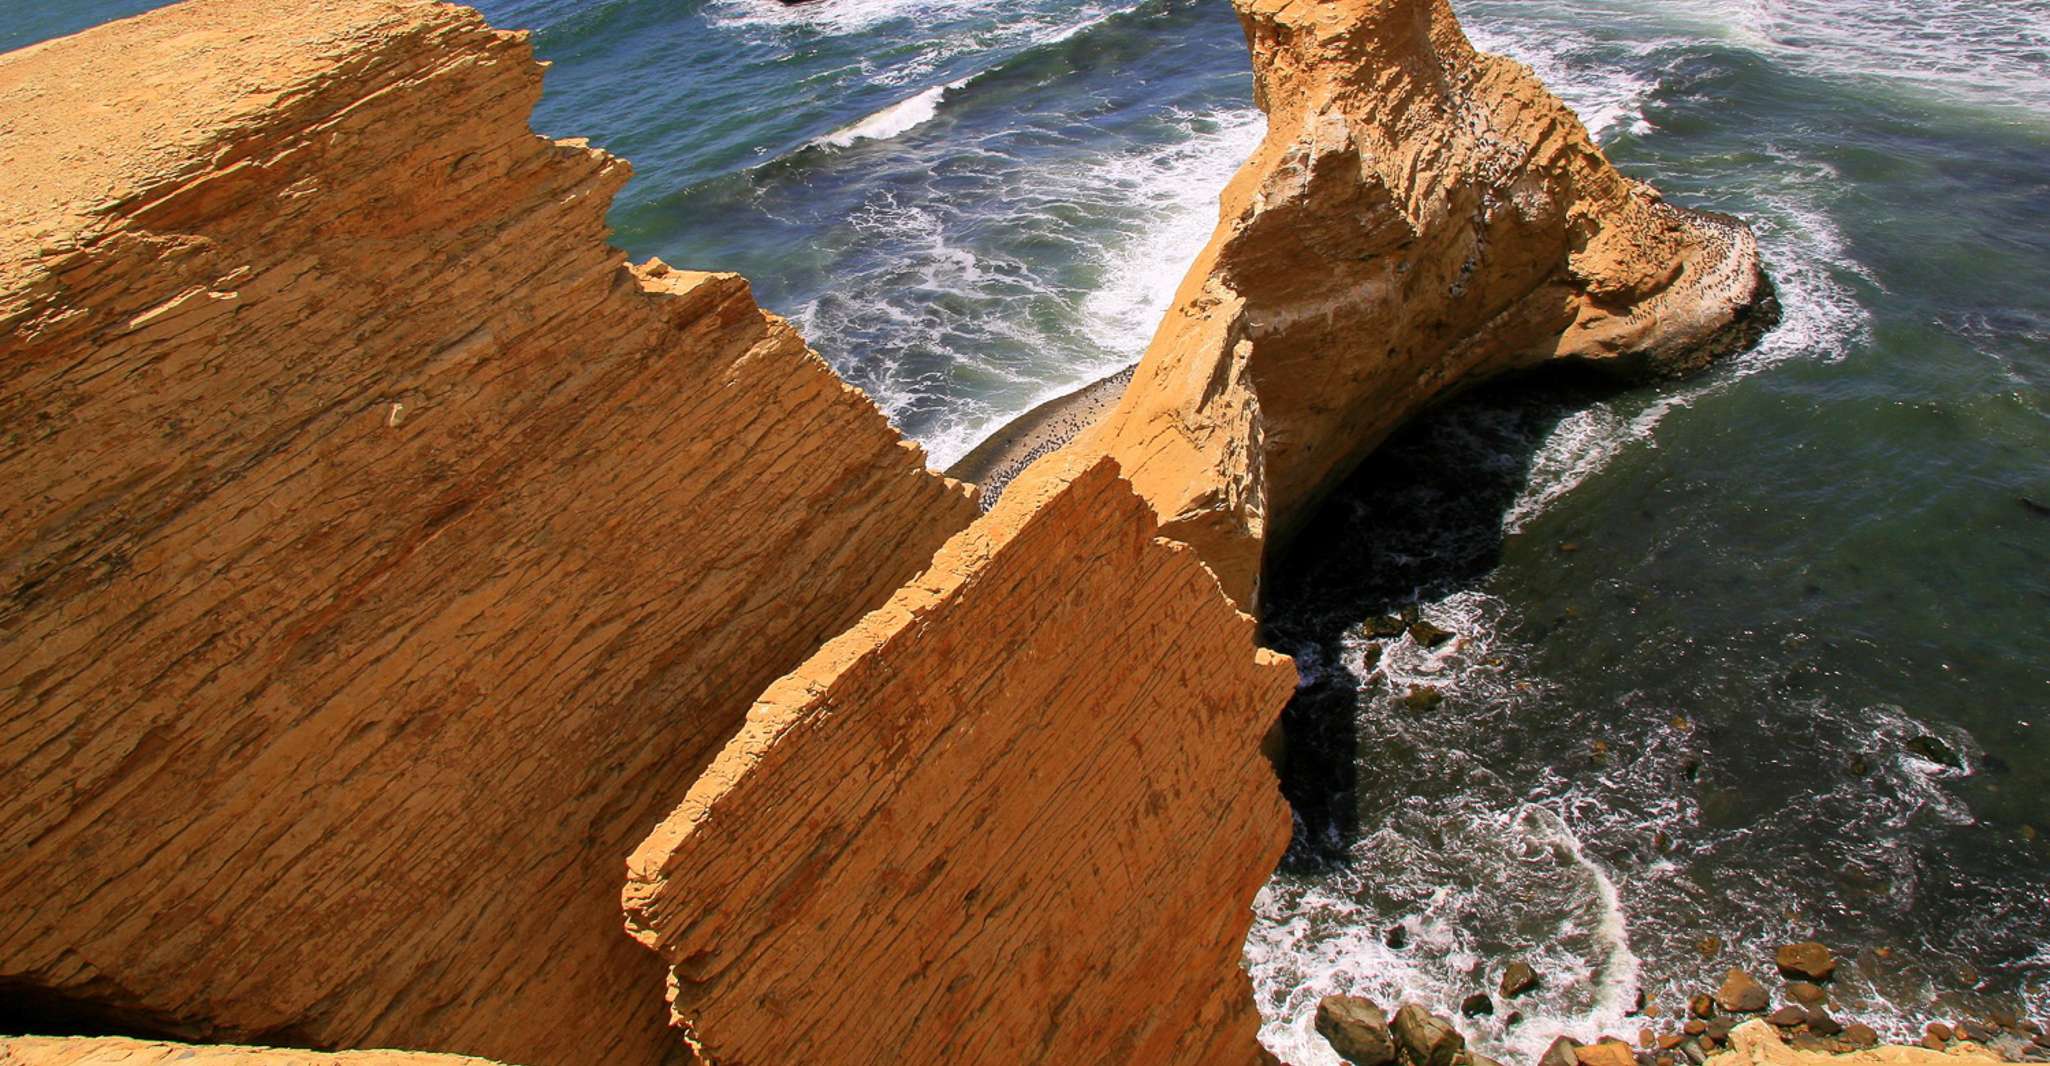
[
  {"left": 1723, "top": 1021, "right": 2001, "bottom": 1066},
  {"left": 620, "top": 0, "right": 1781, "bottom": 1062},
  {"left": 1074, "top": 0, "right": 1776, "bottom": 604},
  {"left": 0, "top": 1, "right": 973, "bottom": 1061},
  {"left": 0, "top": 1036, "right": 515, "bottom": 1066},
  {"left": 3, "top": 0, "right": 1782, "bottom": 1060},
  {"left": 622, "top": 452, "right": 1295, "bottom": 1065}
]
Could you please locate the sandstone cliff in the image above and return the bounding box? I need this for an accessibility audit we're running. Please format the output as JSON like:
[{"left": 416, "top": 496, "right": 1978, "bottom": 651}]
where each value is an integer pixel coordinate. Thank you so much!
[
  {"left": 622, "top": 452, "right": 1296, "bottom": 1065},
  {"left": 0, "top": 1036, "right": 517, "bottom": 1066},
  {"left": 619, "top": 1, "right": 1780, "bottom": 1062},
  {"left": 0, "top": 1, "right": 974, "bottom": 1061},
  {"left": 1723, "top": 1022, "right": 2002, "bottom": 1066},
  {"left": 1074, "top": 0, "right": 1775, "bottom": 604}
]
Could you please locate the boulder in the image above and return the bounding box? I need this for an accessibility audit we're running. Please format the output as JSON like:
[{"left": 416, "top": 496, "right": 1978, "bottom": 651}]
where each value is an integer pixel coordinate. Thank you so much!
[
  {"left": 1367, "top": 615, "right": 1410, "bottom": 638},
  {"left": 1906, "top": 735, "right": 1965, "bottom": 770},
  {"left": 1767, "top": 1007, "right": 1807, "bottom": 1028},
  {"left": 1842, "top": 1023, "right": 1880, "bottom": 1048},
  {"left": 1409, "top": 620, "right": 1455, "bottom": 648},
  {"left": 1574, "top": 1041, "right": 1638, "bottom": 1066},
  {"left": 1501, "top": 962, "right": 1541, "bottom": 998},
  {"left": 1318, "top": 995, "right": 1399, "bottom": 1066},
  {"left": 1540, "top": 1037, "right": 1585, "bottom": 1066},
  {"left": 1784, "top": 982, "right": 1826, "bottom": 1008},
  {"left": 1717, "top": 970, "right": 1770, "bottom": 1014},
  {"left": 1462, "top": 994, "right": 1495, "bottom": 1018},
  {"left": 1393, "top": 1004, "right": 1466, "bottom": 1066},
  {"left": 1690, "top": 995, "right": 1718, "bottom": 1020},
  {"left": 1774, "top": 942, "right": 1838, "bottom": 982},
  {"left": 1405, "top": 685, "right": 1447, "bottom": 711}
]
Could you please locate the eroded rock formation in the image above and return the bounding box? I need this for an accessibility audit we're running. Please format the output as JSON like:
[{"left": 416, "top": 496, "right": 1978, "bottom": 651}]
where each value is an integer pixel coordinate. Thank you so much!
[
  {"left": 1075, "top": 0, "right": 1775, "bottom": 604},
  {"left": 622, "top": 452, "right": 1295, "bottom": 1065},
  {"left": 0, "top": 1036, "right": 517, "bottom": 1066},
  {"left": 0, "top": 1, "right": 973, "bottom": 1061},
  {"left": 4, "top": 0, "right": 1780, "bottom": 1060},
  {"left": 620, "top": 0, "right": 1780, "bottom": 1063}
]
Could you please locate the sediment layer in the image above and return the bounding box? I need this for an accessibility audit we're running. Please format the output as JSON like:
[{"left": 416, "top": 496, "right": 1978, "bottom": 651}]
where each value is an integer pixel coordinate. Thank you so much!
[{"left": 0, "top": 2, "right": 973, "bottom": 1061}]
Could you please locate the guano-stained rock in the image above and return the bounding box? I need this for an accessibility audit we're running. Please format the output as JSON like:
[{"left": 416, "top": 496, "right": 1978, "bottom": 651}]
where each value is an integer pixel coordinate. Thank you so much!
[
  {"left": 1074, "top": 0, "right": 1777, "bottom": 604},
  {"left": 623, "top": 452, "right": 1296, "bottom": 1066},
  {"left": 0, "top": 2, "right": 975, "bottom": 1061}
]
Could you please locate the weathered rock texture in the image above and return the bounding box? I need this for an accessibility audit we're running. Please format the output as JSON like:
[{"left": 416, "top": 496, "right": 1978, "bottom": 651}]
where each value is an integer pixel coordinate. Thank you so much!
[
  {"left": 623, "top": 452, "right": 1296, "bottom": 1065},
  {"left": 0, "top": 1, "right": 974, "bottom": 1061},
  {"left": 1075, "top": 0, "right": 1776, "bottom": 604},
  {"left": 1723, "top": 1021, "right": 2000, "bottom": 1066},
  {"left": 0, "top": 1036, "right": 514, "bottom": 1066}
]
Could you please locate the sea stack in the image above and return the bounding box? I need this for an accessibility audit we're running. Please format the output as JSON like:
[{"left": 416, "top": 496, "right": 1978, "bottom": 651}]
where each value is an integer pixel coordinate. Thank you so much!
[{"left": 1075, "top": 0, "right": 1777, "bottom": 605}]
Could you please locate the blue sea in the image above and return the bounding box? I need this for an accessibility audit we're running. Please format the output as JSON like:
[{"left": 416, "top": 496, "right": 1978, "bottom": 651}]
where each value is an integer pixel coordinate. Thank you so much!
[{"left": 6, "top": 0, "right": 2048, "bottom": 1061}]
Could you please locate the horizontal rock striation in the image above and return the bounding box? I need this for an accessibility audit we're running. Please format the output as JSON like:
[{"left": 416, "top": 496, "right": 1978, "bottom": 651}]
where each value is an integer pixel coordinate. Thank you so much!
[
  {"left": 0, "top": 1036, "right": 518, "bottom": 1066},
  {"left": 1076, "top": 0, "right": 1776, "bottom": 605},
  {"left": 623, "top": 452, "right": 1296, "bottom": 1066},
  {"left": 0, "top": 1, "right": 974, "bottom": 1062}
]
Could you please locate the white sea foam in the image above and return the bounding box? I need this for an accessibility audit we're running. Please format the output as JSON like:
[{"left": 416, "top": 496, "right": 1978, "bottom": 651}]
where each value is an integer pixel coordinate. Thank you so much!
[
  {"left": 902, "top": 107, "right": 1266, "bottom": 467},
  {"left": 1076, "top": 108, "right": 1266, "bottom": 358},
  {"left": 816, "top": 80, "right": 966, "bottom": 148},
  {"left": 1655, "top": 0, "right": 2050, "bottom": 118},
  {"left": 1457, "top": 18, "right": 1663, "bottom": 141},
  {"left": 1497, "top": 151, "right": 1873, "bottom": 533}
]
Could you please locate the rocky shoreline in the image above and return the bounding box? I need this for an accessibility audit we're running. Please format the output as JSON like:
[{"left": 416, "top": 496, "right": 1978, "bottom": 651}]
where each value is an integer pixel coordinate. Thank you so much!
[
  {"left": 943, "top": 363, "right": 1135, "bottom": 508},
  {"left": 1309, "top": 943, "right": 2048, "bottom": 1066}
]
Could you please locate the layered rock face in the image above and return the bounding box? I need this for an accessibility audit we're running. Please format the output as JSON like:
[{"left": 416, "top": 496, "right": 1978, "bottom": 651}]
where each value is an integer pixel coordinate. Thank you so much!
[
  {"left": 623, "top": 453, "right": 1296, "bottom": 1066},
  {"left": 1077, "top": 0, "right": 1775, "bottom": 604},
  {"left": 0, "top": 1036, "right": 517, "bottom": 1066},
  {"left": 0, "top": 2, "right": 973, "bottom": 1062}
]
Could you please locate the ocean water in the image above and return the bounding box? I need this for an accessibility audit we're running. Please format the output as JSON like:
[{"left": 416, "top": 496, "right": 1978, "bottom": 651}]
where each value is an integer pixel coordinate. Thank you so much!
[{"left": 6, "top": 0, "right": 2048, "bottom": 1061}]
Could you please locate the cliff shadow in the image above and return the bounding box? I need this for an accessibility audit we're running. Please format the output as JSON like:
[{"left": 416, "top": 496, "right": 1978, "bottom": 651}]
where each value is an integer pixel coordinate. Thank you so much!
[{"left": 1258, "top": 367, "right": 1641, "bottom": 867}]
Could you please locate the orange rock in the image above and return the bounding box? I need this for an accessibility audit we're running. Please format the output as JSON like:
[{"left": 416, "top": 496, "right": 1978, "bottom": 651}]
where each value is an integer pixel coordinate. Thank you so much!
[
  {"left": 0, "top": 1, "right": 973, "bottom": 1062},
  {"left": 0, "top": 1037, "right": 517, "bottom": 1065},
  {"left": 1074, "top": 0, "right": 1775, "bottom": 605},
  {"left": 623, "top": 453, "right": 1295, "bottom": 1065},
  {"left": 1576, "top": 1041, "right": 1639, "bottom": 1066}
]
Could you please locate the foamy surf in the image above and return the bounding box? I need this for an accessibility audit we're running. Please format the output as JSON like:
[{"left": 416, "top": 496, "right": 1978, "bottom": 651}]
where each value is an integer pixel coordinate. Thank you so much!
[{"left": 816, "top": 80, "right": 966, "bottom": 148}]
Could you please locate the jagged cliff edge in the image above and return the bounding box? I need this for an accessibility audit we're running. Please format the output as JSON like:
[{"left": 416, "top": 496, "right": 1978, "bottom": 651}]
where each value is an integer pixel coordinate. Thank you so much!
[{"left": 0, "top": 0, "right": 1772, "bottom": 1063}]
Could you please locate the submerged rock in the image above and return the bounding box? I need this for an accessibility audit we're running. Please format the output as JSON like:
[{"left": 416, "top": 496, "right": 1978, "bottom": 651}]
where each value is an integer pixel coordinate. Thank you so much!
[
  {"left": 1775, "top": 942, "right": 1839, "bottom": 982},
  {"left": 1905, "top": 735, "right": 1965, "bottom": 771},
  {"left": 1409, "top": 620, "right": 1456, "bottom": 648},
  {"left": 1367, "top": 614, "right": 1411, "bottom": 638},
  {"left": 1718, "top": 969, "right": 1770, "bottom": 1014},
  {"left": 1501, "top": 961, "right": 1541, "bottom": 998},
  {"left": 1405, "top": 685, "right": 1447, "bottom": 711},
  {"left": 1318, "top": 995, "right": 1399, "bottom": 1066},
  {"left": 1786, "top": 982, "right": 1826, "bottom": 1008}
]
